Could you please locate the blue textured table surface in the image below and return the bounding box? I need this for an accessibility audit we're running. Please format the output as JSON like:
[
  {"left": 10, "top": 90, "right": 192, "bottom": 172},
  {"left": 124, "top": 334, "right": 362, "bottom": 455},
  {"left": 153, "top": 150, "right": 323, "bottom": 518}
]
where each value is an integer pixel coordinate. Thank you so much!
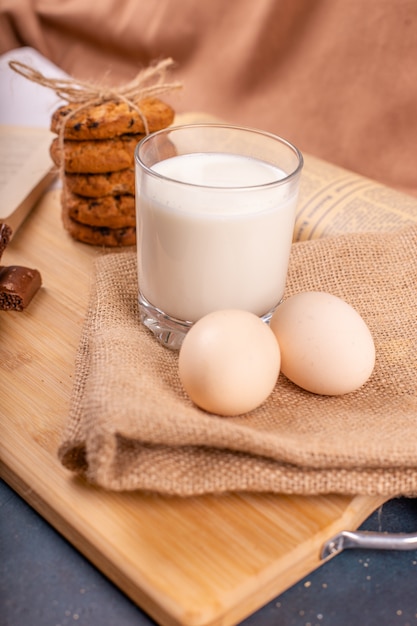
[{"left": 1, "top": 479, "right": 416, "bottom": 626}]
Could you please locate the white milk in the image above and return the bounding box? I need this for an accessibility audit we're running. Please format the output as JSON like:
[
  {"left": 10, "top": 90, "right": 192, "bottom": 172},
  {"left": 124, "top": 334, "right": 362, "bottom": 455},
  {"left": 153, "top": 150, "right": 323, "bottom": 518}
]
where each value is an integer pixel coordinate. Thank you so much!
[{"left": 136, "top": 152, "right": 299, "bottom": 322}]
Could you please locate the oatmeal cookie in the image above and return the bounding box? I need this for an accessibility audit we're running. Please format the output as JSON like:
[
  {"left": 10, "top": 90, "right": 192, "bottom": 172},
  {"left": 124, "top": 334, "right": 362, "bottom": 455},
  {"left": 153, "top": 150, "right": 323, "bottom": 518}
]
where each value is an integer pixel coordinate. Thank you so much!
[
  {"left": 64, "top": 169, "right": 135, "bottom": 197},
  {"left": 63, "top": 186, "right": 135, "bottom": 229},
  {"left": 51, "top": 97, "right": 174, "bottom": 140},
  {"left": 50, "top": 134, "right": 143, "bottom": 173},
  {"left": 62, "top": 207, "right": 136, "bottom": 247}
]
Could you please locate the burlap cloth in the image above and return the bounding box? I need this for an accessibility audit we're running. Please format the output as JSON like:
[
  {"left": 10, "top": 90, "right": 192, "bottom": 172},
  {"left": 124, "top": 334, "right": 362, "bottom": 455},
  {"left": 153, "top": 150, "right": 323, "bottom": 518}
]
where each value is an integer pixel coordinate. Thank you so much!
[{"left": 58, "top": 225, "right": 417, "bottom": 496}]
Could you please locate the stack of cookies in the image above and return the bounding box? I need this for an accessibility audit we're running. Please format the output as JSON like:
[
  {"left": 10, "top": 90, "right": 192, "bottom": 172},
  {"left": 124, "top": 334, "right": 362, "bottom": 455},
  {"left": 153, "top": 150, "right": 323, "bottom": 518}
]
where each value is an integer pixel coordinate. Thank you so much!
[{"left": 49, "top": 97, "right": 175, "bottom": 247}]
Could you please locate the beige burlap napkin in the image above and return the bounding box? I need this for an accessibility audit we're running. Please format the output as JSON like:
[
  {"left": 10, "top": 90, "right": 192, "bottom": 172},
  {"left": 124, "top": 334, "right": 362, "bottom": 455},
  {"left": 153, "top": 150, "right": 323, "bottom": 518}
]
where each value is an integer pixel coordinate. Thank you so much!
[{"left": 58, "top": 225, "right": 417, "bottom": 496}]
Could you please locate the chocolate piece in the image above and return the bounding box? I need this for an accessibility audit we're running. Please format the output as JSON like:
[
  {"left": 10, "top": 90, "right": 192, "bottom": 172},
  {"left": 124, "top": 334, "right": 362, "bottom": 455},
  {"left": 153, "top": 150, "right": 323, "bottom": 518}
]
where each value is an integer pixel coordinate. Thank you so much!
[
  {"left": 0, "top": 223, "right": 12, "bottom": 260},
  {"left": 0, "top": 265, "right": 42, "bottom": 311}
]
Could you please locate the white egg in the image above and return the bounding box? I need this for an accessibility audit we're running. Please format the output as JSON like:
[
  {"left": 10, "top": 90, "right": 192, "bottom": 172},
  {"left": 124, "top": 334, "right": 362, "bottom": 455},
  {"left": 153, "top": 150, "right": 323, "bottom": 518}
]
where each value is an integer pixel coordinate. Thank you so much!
[
  {"left": 270, "top": 291, "right": 375, "bottom": 395},
  {"left": 178, "top": 309, "right": 281, "bottom": 416}
]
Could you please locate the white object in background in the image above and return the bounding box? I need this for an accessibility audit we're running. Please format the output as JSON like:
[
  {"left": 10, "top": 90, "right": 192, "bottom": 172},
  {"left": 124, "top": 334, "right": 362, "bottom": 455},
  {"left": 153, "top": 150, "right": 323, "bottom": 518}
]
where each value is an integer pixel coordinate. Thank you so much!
[
  {"left": 0, "top": 47, "right": 69, "bottom": 234},
  {"left": 0, "top": 46, "right": 68, "bottom": 127}
]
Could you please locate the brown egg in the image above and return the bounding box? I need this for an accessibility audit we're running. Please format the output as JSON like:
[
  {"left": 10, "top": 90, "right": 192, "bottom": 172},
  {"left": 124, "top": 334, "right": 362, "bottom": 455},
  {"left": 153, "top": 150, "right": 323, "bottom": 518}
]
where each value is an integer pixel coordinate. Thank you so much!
[
  {"left": 179, "top": 309, "right": 281, "bottom": 416},
  {"left": 270, "top": 291, "right": 375, "bottom": 395}
]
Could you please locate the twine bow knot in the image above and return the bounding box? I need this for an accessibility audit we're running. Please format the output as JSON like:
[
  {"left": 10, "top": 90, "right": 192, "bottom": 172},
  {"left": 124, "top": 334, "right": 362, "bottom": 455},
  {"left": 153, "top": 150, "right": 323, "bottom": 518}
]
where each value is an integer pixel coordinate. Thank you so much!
[{"left": 9, "top": 57, "right": 181, "bottom": 135}]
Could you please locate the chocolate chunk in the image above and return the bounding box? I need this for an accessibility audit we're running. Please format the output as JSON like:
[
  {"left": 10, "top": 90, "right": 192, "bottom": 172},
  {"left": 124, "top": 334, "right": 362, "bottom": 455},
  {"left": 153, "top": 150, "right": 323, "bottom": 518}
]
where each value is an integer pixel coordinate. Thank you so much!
[
  {"left": 0, "top": 265, "right": 42, "bottom": 311},
  {"left": 0, "top": 223, "right": 12, "bottom": 260}
]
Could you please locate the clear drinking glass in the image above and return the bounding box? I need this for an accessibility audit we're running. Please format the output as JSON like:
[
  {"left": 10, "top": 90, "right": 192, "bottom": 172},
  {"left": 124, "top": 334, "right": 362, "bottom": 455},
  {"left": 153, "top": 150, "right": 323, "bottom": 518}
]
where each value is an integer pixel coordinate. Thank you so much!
[{"left": 135, "top": 124, "right": 303, "bottom": 349}]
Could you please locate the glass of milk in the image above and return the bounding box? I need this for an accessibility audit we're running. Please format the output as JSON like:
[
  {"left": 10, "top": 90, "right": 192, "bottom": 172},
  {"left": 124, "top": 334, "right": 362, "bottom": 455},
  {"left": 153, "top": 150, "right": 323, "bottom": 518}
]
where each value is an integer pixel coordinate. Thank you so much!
[{"left": 135, "top": 124, "right": 303, "bottom": 349}]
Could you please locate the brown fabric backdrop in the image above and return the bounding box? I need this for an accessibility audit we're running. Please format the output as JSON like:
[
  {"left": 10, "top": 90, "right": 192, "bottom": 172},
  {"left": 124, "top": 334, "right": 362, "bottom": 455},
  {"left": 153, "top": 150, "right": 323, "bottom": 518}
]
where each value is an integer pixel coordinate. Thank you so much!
[{"left": 1, "top": 0, "right": 417, "bottom": 197}]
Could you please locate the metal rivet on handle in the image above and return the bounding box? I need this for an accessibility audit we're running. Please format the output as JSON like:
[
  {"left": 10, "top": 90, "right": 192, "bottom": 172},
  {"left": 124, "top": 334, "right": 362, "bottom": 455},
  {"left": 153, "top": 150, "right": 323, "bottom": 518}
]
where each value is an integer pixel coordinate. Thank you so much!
[{"left": 321, "top": 530, "right": 417, "bottom": 560}]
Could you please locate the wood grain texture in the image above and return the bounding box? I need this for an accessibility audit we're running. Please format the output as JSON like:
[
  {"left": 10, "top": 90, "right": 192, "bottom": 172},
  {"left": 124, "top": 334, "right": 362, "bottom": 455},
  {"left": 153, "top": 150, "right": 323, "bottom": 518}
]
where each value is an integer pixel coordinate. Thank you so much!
[{"left": 0, "top": 114, "right": 387, "bottom": 626}]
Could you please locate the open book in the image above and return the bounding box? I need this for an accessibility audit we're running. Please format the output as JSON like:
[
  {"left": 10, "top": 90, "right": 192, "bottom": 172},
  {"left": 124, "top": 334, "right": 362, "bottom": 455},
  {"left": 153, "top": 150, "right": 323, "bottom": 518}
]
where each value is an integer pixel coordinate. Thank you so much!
[{"left": 0, "top": 47, "right": 67, "bottom": 235}]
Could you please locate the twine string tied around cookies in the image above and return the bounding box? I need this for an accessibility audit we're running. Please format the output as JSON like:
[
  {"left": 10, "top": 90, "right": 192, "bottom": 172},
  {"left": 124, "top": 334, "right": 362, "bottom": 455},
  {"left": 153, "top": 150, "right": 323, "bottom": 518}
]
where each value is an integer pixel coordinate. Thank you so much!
[{"left": 9, "top": 58, "right": 182, "bottom": 179}]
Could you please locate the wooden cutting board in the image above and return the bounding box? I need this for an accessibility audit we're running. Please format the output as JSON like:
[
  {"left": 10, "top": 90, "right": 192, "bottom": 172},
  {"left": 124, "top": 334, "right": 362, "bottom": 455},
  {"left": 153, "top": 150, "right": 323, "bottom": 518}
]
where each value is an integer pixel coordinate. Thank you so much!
[{"left": 0, "top": 135, "right": 387, "bottom": 626}]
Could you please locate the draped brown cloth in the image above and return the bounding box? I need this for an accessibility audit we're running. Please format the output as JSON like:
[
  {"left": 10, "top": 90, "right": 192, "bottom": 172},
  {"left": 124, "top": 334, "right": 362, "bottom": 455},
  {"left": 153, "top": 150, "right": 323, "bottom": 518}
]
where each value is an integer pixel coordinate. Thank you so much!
[{"left": 1, "top": 0, "right": 417, "bottom": 198}]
